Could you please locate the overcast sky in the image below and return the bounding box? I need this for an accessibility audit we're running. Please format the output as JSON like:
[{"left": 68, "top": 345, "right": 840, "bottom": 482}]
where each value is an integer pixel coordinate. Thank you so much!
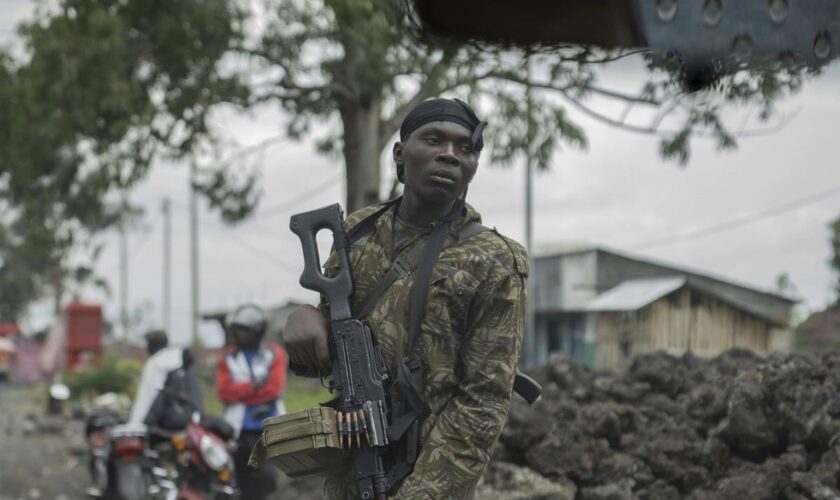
[{"left": 3, "top": 2, "right": 838, "bottom": 346}]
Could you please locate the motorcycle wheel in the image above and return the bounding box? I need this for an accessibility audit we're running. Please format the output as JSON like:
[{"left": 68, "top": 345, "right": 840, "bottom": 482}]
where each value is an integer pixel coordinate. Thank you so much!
[{"left": 114, "top": 461, "right": 146, "bottom": 500}]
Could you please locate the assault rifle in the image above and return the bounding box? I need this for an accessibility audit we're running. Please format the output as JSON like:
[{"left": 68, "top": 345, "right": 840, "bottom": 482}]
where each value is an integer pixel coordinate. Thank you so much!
[{"left": 290, "top": 204, "right": 392, "bottom": 500}]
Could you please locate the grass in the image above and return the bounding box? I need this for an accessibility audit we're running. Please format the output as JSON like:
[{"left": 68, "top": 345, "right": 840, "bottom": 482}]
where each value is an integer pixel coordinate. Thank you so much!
[
  {"left": 200, "top": 374, "right": 332, "bottom": 417},
  {"left": 284, "top": 376, "right": 333, "bottom": 412}
]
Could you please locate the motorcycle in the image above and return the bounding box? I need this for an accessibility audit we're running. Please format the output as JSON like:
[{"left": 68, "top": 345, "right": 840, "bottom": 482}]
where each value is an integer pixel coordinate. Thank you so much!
[
  {"left": 109, "top": 423, "right": 153, "bottom": 500},
  {"left": 85, "top": 405, "right": 122, "bottom": 498},
  {"left": 85, "top": 419, "right": 158, "bottom": 500},
  {"left": 84, "top": 389, "right": 236, "bottom": 499},
  {"left": 85, "top": 397, "right": 177, "bottom": 500},
  {"left": 162, "top": 390, "right": 238, "bottom": 499},
  {"left": 84, "top": 391, "right": 159, "bottom": 500}
]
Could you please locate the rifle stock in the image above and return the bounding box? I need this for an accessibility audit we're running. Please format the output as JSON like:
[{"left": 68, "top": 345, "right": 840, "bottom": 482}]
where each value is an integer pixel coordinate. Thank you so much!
[{"left": 289, "top": 204, "right": 353, "bottom": 321}]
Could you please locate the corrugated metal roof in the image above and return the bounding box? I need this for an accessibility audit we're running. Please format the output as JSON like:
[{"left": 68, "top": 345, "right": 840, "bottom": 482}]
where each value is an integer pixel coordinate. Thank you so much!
[
  {"left": 585, "top": 277, "right": 686, "bottom": 311},
  {"left": 686, "top": 278, "right": 787, "bottom": 325},
  {"left": 535, "top": 245, "right": 796, "bottom": 304}
]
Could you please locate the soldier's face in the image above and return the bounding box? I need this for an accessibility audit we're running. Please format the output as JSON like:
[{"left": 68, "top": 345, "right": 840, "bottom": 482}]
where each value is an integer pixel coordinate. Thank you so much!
[{"left": 395, "top": 121, "right": 479, "bottom": 204}]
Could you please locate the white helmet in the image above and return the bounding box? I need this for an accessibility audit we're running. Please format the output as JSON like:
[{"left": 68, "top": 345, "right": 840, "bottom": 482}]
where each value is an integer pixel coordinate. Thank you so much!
[{"left": 227, "top": 304, "right": 267, "bottom": 342}]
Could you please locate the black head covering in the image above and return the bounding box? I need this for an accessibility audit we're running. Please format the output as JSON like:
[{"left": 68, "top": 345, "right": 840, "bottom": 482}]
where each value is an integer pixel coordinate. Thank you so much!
[
  {"left": 399, "top": 98, "right": 487, "bottom": 152},
  {"left": 144, "top": 329, "right": 169, "bottom": 356}
]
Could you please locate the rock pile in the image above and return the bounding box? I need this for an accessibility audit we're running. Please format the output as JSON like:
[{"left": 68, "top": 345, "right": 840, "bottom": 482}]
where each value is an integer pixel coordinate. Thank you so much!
[{"left": 486, "top": 349, "right": 840, "bottom": 500}]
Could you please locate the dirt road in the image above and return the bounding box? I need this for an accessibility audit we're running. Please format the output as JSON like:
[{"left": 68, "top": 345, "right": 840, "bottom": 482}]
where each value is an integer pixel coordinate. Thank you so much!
[
  {"left": 0, "top": 386, "right": 89, "bottom": 500},
  {"left": 0, "top": 385, "right": 323, "bottom": 500}
]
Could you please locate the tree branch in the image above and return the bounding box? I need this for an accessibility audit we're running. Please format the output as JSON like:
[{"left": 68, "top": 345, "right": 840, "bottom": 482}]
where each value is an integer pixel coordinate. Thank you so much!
[
  {"left": 734, "top": 109, "right": 798, "bottom": 138},
  {"left": 278, "top": 77, "right": 353, "bottom": 100},
  {"left": 559, "top": 49, "right": 649, "bottom": 64},
  {"left": 559, "top": 89, "right": 794, "bottom": 140},
  {"left": 586, "top": 85, "right": 662, "bottom": 105},
  {"left": 379, "top": 49, "right": 460, "bottom": 147},
  {"left": 477, "top": 70, "right": 662, "bottom": 106},
  {"left": 560, "top": 89, "right": 679, "bottom": 134},
  {"left": 650, "top": 99, "right": 680, "bottom": 131},
  {"left": 239, "top": 46, "right": 353, "bottom": 102}
]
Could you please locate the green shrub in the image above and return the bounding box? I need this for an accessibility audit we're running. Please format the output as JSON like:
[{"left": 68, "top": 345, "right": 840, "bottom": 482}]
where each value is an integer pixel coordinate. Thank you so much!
[{"left": 65, "top": 354, "right": 141, "bottom": 399}]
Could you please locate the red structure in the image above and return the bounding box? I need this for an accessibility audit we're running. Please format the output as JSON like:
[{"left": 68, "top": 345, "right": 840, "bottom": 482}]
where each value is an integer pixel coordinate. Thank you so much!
[
  {"left": 66, "top": 303, "right": 103, "bottom": 371},
  {"left": 0, "top": 324, "right": 21, "bottom": 382},
  {"left": 0, "top": 324, "right": 22, "bottom": 338}
]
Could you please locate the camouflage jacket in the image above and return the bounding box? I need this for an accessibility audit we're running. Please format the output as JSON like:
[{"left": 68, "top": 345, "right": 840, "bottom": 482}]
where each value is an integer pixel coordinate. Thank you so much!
[{"left": 318, "top": 200, "right": 528, "bottom": 500}]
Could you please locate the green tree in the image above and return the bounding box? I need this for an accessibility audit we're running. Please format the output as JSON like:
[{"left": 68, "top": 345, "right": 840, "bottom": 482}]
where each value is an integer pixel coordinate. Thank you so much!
[
  {"left": 245, "top": 0, "right": 806, "bottom": 211},
  {"left": 0, "top": 225, "right": 41, "bottom": 322},
  {"left": 0, "top": 0, "right": 253, "bottom": 318}
]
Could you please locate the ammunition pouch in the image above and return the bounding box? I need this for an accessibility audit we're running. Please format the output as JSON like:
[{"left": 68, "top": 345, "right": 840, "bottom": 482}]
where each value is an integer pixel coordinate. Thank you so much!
[
  {"left": 251, "top": 402, "right": 421, "bottom": 494},
  {"left": 249, "top": 406, "right": 344, "bottom": 477}
]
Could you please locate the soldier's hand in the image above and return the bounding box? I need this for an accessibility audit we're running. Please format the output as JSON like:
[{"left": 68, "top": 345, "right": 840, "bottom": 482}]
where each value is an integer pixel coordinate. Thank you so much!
[{"left": 283, "top": 305, "right": 331, "bottom": 375}]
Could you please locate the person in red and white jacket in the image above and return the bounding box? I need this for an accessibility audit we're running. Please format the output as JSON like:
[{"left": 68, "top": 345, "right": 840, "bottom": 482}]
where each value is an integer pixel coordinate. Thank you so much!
[{"left": 216, "top": 304, "right": 287, "bottom": 500}]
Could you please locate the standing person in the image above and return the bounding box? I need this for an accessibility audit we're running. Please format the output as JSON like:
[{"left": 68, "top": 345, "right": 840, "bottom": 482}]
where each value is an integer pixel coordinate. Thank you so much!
[
  {"left": 284, "top": 98, "right": 528, "bottom": 499},
  {"left": 216, "top": 304, "right": 287, "bottom": 499}
]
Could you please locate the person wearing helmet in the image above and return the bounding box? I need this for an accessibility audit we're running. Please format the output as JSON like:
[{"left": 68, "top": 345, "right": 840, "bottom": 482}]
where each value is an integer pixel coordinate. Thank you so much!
[{"left": 215, "top": 304, "right": 287, "bottom": 499}]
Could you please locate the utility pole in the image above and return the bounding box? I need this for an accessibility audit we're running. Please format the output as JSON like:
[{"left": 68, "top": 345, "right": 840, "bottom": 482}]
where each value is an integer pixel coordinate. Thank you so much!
[
  {"left": 119, "top": 199, "right": 129, "bottom": 341},
  {"left": 189, "top": 160, "right": 200, "bottom": 347},
  {"left": 162, "top": 198, "right": 171, "bottom": 333},
  {"left": 524, "top": 54, "right": 537, "bottom": 367}
]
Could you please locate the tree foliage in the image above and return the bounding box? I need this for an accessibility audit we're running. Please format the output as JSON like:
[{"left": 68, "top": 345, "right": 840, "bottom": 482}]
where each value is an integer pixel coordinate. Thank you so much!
[
  {"left": 0, "top": 0, "right": 251, "bottom": 320},
  {"left": 65, "top": 354, "right": 142, "bottom": 398},
  {"left": 246, "top": 0, "right": 807, "bottom": 211}
]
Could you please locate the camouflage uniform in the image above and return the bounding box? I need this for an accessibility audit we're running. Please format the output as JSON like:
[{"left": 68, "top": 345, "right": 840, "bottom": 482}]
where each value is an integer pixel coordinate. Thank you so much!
[{"left": 317, "top": 200, "right": 528, "bottom": 500}]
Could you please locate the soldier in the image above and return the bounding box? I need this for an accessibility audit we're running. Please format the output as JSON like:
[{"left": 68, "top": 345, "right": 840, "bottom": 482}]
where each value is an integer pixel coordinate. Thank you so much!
[{"left": 284, "top": 97, "right": 528, "bottom": 499}]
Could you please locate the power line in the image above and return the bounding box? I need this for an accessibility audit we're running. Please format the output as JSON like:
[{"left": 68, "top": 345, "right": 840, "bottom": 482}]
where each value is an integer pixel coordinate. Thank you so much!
[
  {"left": 101, "top": 228, "right": 154, "bottom": 277},
  {"left": 128, "top": 229, "right": 155, "bottom": 258},
  {"left": 251, "top": 173, "right": 343, "bottom": 221},
  {"left": 175, "top": 172, "right": 342, "bottom": 233},
  {"left": 220, "top": 235, "right": 301, "bottom": 273},
  {"left": 627, "top": 184, "right": 840, "bottom": 250}
]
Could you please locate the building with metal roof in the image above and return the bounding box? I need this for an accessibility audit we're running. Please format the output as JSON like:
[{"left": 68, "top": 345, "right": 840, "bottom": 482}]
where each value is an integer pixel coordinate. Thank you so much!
[{"left": 525, "top": 246, "right": 796, "bottom": 371}]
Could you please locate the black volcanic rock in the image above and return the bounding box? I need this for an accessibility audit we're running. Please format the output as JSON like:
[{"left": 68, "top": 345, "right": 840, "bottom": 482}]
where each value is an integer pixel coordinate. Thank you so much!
[{"left": 484, "top": 349, "right": 840, "bottom": 499}]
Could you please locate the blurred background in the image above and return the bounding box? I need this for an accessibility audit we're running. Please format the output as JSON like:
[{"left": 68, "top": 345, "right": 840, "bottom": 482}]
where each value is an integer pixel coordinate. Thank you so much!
[{"left": 0, "top": 0, "right": 838, "bottom": 498}]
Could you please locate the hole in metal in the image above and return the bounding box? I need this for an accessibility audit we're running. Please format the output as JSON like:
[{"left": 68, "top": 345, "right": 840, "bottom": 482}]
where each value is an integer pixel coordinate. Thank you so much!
[
  {"left": 731, "top": 34, "right": 754, "bottom": 61},
  {"left": 814, "top": 32, "right": 832, "bottom": 59},
  {"left": 768, "top": 0, "right": 788, "bottom": 24},
  {"left": 657, "top": 0, "right": 678, "bottom": 22},
  {"left": 777, "top": 51, "right": 796, "bottom": 67},
  {"left": 703, "top": 0, "right": 723, "bottom": 26}
]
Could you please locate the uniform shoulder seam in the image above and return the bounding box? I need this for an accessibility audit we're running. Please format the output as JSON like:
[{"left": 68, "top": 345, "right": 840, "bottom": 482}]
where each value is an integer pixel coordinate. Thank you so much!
[{"left": 489, "top": 229, "right": 529, "bottom": 276}]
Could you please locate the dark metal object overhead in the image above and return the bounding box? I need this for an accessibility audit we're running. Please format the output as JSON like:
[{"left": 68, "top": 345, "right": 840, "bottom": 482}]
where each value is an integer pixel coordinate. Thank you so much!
[
  {"left": 410, "top": 0, "right": 840, "bottom": 88},
  {"left": 409, "top": 0, "right": 644, "bottom": 47}
]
